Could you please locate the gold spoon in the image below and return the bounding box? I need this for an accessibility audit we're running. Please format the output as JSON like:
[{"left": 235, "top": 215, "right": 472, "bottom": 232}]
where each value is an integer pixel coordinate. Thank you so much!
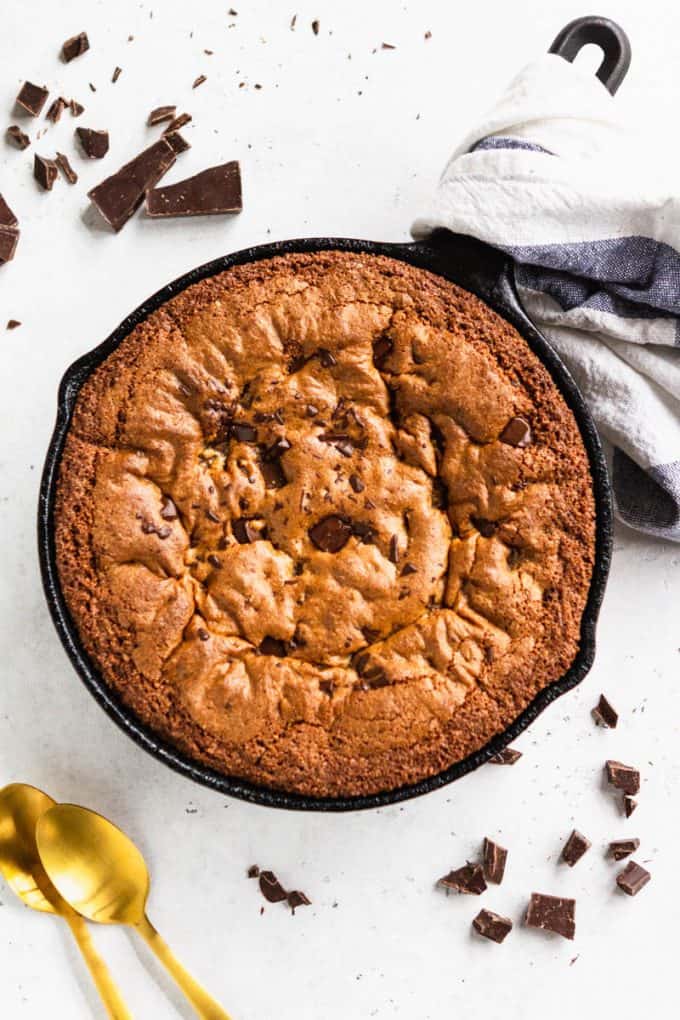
[
  {"left": 36, "top": 802, "right": 232, "bottom": 1020},
  {"left": 0, "top": 784, "right": 131, "bottom": 1020}
]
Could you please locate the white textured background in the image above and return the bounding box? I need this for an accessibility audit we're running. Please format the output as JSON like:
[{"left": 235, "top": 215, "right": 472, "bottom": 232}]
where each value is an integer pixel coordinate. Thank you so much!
[{"left": 1, "top": 1, "right": 679, "bottom": 1017}]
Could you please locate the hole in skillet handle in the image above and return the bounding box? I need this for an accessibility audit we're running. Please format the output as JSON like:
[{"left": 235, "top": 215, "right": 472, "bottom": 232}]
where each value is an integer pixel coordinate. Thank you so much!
[{"left": 549, "top": 15, "right": 631, "bottom": 95}]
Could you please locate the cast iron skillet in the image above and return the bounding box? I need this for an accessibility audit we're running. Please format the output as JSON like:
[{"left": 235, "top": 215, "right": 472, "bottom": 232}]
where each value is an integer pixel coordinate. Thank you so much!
[{"left": 39, "top": 16, "right": 626, "bottom": 812}]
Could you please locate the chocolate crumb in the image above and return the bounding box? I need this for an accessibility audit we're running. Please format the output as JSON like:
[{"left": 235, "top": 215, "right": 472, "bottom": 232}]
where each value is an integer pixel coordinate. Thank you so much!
[
  {"left": 16, "top": 82, "right": 49, "bottom": 117},
  {"left": 525, "top": 893, "right": 575, "bottom": 940},
  {"left": 472, "top": 909, "right": 512, "bottom": 944},
  {"left": 482, "top": 838, "right": 508, "bottom": 884},
  {"left": 437, "top": 863, "right": 487, "bottom": 895},
  {"left": 193, "top": 74, "right": 207, "bottom": 89},
  {"left": 561, "top": 830, "right": 591, "bottom": 867},
  {"left": 56, "top": 152, "right": 78, "bottom": 184},
  {"left": 89, "top": 83, "right": 97, "bottom": 93},
  {"left": 34, "top": 154, "right": 59, "bottom": 191},
  {"left": 311, "top": 19, "right": 320, "bottom": 35},
  {"left": 287, "top": 890, "right": 311, "bottom": 913},
  {"left": 616, "top": 860, "right": 650, "bottom": 896},
  {"left": 381, "top": 42, "right": 396, "bottom": 49},
  {"left": 197, "top": 628, "right": 210, "bottom": 642},
  {"left": 489, "top": 746, "right": 522, "bottom": 765},
  {"left": 606, "top": 760, "right": 640, "bottom": 795},
  {"left": 88, "top": 137, "right": 176, "bottom": 231},
  {"left": 6, "top": 125, "right": 30, "bottom": 150},
  {"left": 76, "top": 127, "right": 110, "bottom": 159},
  {"left": 112, "top": 67, "right": 122, "bottom": 83},
  {"left": 608, "top": 838, "right": 640, "bottom": 861},
  {"left": 6, "top": 320, "right": 21, "bottom": 330},
  {"left": 592, "top": 693, "right": 618, "bottom": 728},
  {"left": 247, "top": 865, "right": 260, "bottom": 878},
  {"left": 62, "top": 32, "right": 90, "bottom": 63}
]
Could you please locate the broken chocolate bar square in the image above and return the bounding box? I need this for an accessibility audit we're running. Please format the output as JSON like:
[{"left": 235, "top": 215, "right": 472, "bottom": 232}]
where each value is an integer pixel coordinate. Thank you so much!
[
  {"left": 472, "top": 909, "right": 512, "bottom": 944},
  {"left": 437, "top": 863, "right": 487, "bottom": 895},
  {"left": 146, "top": 161, "right": 242, "bottom": 218},
  {"left": 616, "top": 860, "right": 650, "bottom": 896},
  {"left": 561, "top": 829, "right": 591, "bottom": 867},
  {"left": 6, "top": 125, "right": 30, "bottom": 150},
  {"left": 0, "top": 194, "right": 19, "bottom": 265},
  {"left": 16, "top": 81, "right": 49, "bottom": 117},
  {"left": 164, "top": 131, "right": 190, "bottom": 154},
  {"left": 608, "top": 838, "right": 640, "bottom": 861},
  {"left": 482, "top": 838, "right": 508, "bottom": 884},
  {"left": 525, "top": 893, "right": 575, "bottom": 940},
  {"left": 56, "top": 152, "right": 78, "bottom": 184},
  {"left": 88, "top": 137, "right": 176, "bottom": 231},
  {"left": 147, "top": 105, "right": 177, "bottom": 126},
  {"left": 34, "top": 154, "right": 59, "bottom": 191},
  {"left": 592, "top": 693, "right": 618, "bottom": 728},
  {"left": 606, "top": 760, "right": 640, "bottom": 796},
  {"left": 76, "top": 127, "right": 110, "bottom": 158},
  {"left": 623, "top": 795, "right": 638, "bottom": 818},
  {"left": 62, "top": 32, "right": 90, "bottom": 62}
]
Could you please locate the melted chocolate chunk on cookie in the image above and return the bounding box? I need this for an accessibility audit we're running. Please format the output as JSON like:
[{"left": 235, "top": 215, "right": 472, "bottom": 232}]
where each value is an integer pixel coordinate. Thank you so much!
[{"left": 309, "top": 515, "right": 353, "bottom": 553}]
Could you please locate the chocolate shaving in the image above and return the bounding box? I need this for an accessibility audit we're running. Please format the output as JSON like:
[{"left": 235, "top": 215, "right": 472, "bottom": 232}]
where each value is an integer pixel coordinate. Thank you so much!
[
  {"left": 163, "top": 112, "right": 192, "bottom": 133},
  {"left": 259, "top": 871, "right": 288, "bottom": 903},
  {"left": 438, "top": 863, "right": 487, "bottom": 896},
  {"left": 88, "top": 137, "right": 176, "bottom": 231},
  {"left": 482, "top": 837, "right": 508, "bottom": 884},
  {"left": 592, "top": 693, "right": 618, "bottom": 728},
  {"left": 608, "top": 838, "right": 640, "bottom": 861},
  {"left": 309, "top": 515, "right": 352, "bottom": 553},
  {"left": 472, "top": 909, "right": 512, "bottom": 944},
  {"left": 146, "top": 161, "right": 242, "bottom": 218},
  {"left": 616, "top": 860, "right": 650, "bottom": 896},
  {"left": 112, "top": 67, "right": 122, "bottom": 83},
  {"left": 606, "top": 760, "right": 640, "bottom": 796},
  {"left": 489, "top": 746, "right": 522, "bottom": 765},
  {"left": 56, "top": 152, "right": 78, "bottom": 184},
  {"left": 388, "top": 534, "right": 399, "bottom": 563},
  {"left": 62, "top": 32, "right": 90, "bottom": 62},
  {"left": 525, "top": 893, "right": 575, "bottom": 940},
  {"left": 561, "top": 830, "right": 591, "bottom": 867},
  {"left": 148, "top": 105, "right": 177, "bottom": 126},
  {"left": 34, "top": 154, "right": 59, "bottom": 191},
  {"left": 16, "top": 82, "right": 49, "bottom": 117},
  {"left": 76, "top": 127, "right": 110, "bottom": 159},
  {"left": 70, "top": 99, "right": 85, "bottom": 117},
  {"left": 499, "top": 416, "right": 532, "bottom": 447},
  {"left": 6, "top": 125, "right": 30, "bottom": 149},
  {"left": 192, "top": 74, "right": 207, "bottom": 89},
  {"left": 382, "top": 42, "right": 396, "bottom": 49}
]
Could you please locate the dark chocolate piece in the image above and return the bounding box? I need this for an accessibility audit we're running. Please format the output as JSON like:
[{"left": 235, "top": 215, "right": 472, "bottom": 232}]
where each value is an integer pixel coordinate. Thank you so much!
[
  {"left": 318, "top": 347, "right": 337, "bottom": 368},
  {"left": 146, "top": 161, "right": 242, "bottom": 218},
  {"left": 372, "top": 335, "right": 393, "bottom": 366},
  {"left": 76, "top": 127, "right": 110, "bottom": 158},
  {"left": 525, "top": 893, "right": 575, "bottom": 940},
  {"left": 7, "top": 125, "right": 30, "bottom": 149},
  {"left": 311, "top": 19, "right": 320, "bottom": 34},
  {"left": 259, "top": 871, "right": 288, "bottom": 903},
  {"left": 472, "top": 909, "right": 512, "bottom": 944},
  {"left": 309, "top": 515, "right": 353, "bottom": 553},
  {"left": 56, "top": 152, "right": 78, "bottom": 184},
  {"left": 483, "top": 837, "right": 508, "bottom": 884},
  {"left": 437, "top": 863, "right": 487, "bottom": 895},
  {"left": 0, "top": 229, "right": 19, "bottom": 264},
  {"left": 489, "top": 746, "right": 522, "bottom": 765},
  {"left": 89, "top": 83, "right": 96, "bottom": 92},
  {"left": 592, "top": 693, "right": 618, "bottom": 728},
  {"left": 233, "top": 518, "right": 260, "bottom": 544},
  {"left": 34, "top": 154, "right": 59, "bottom": 191},
  {"left": 606, "top": 760, "right": 640, "bottom": 796},
  {"left": 16, "top": 82, "right": 49, "bottom": 117},
  {"left": 197, "top": 628, "right": 210, "bottom": 642},
  {"left": 6, "top": 320, "right": 21, "bottom": 329},
  {"left": 62, "top": 32, "right": 90, "bottom": 62},
  {"left": 608, "top": 838, "right": 640, "bottom": 861},
  {"left": 561, "top": 830, "right": 591, "bottom": 867},
  {"left": 88, "top": 138, "right": 176, "bottom": 231},
  {"left": 349, "top": 474, "right": 364, "bottom": 493},
  {"left": 259, "top": 637, "right": 287, "bottom": 657},
  {"left": 147, "top": 105, "right": 177, "bottom": 126},
  {"left": 192, "top": 74, "right": 207, "bottom": 89},
  {"left": 207, "top": 554, "right": 222, "bottom": 569},
  {"left": 163, "top": 112, "right": 192, "bottom": 133},
  {"left": 623, "top": 795, "right": 638, "bottom": 818},
  {"left": 164, "top": 131, "right": 190, "bottom": 155},
  {"left": 112, "top": 67, "right": 122, "bottom": 83},
  {"left": 287, "top": 890, "right": 311, "bottom": 913},
  {"left": 616, "top": 860, "right": 650, "bottom": 896},
  {"left": 0, "top": 195, "right": 18, "bottom": 229},
  {"left": 319, "top": 433, "right": 353, "bottom": 457},
  {"left": 247, "top": 865, "right": 260, "bottom": 878},
  {"left": 401, "top": 562, "right": 417, "bottom": 576},
  {"left": 45, "top": 97, "right": 66, "bottom": 123},
  {"left": 70, "top": 99, "right": 85, "bottom": 117},
  {"left": 499, "top": 416, "right": 532, "bottom": 447},
  {"left": 388, "top": 534, "right": 399, "bottom": 563},
  {"left": 232, "top": 422, "right": 257, "bottom": 442},
  {"left": 382, "top": 42, "right": 396, "bottom": 50}
]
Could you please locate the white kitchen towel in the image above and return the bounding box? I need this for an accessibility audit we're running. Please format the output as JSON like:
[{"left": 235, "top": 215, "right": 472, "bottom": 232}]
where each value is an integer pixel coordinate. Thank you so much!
[{"left": 412, "top": 53, "right": 680, "bottom": 541}]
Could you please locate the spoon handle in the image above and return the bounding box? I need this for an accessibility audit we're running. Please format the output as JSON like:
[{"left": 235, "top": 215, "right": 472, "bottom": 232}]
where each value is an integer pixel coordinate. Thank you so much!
[
  {"left": 134, "top": 914, "right": 232, "bottom": 1020},
  {"left": 64, "top": 913, "right": 133, "bottom": 1020}
]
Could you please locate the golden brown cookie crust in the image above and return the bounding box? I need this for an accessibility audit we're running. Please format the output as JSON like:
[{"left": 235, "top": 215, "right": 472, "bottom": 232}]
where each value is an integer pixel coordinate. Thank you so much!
[{"left": 55, "top": 251, "right": 595, "bottom": 797}]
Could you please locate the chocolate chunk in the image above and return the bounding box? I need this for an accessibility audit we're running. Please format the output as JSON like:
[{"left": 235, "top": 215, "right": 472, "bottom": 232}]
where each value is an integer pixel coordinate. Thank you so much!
[
  {"left": 623, "top": 795, "right": 638, "bottom": 818},
  {"left": 606, "top": 760, "right": 640, "bottom": 795},
  {"left": 259, "top": 871, "right": 288, "bottom": 903},
  {"left": 608, "top": 838, "right": 640, "bottom": 861},
  {"left": 319, "top": 433, "right": 353, "bottom": 457},
  {"left": 247, "top": 865, "right": 260, "bottom": 878},
  {"left": 287, "top": 890, "right": 311, "bottom": 913},
  {"left": 616, "top": 860, "right": 650, "bottom": 896},
  {"left": 233, "top": 518, "right": 262, "bottom": 544},
  {"left": 16, "top": 82, "right": 49, "bottom": 117},
  {"left": 163, "top": 112, "right": 192, "bottom": 133},
  {"left": 146, "top": 161, "right": 242, "bottom": 218},
  {"left": 489, "top": 746, "right": 522, "bottom": 765},
  {"left": 7, "top": 125, "right": 30, "bottom": 149},
  {"left": 349, "top": 473, "right": 364, "bottom": 493},
  {"left": 164, "top": 131, "right": 190, "bottom": 155},
  {"left": 400, "top": 562, "right": 417, "bottom": 576},
  {"left": 372, "top": 335, "right": 393, "bottom": 366},
  {"left": 88, "top": 138, "right": 176, "bottom": 231},
  {"left": 0, "top": 195, "right": 18, "bottom": 230},
  {"left": 305, "top": 404, "right": 319, "bottom": 417},
  {"left": 45, "top": 97, "right": 66, "bottom": 123},
  {"left": 62, "top": 32, "right": 90, "bottom": 62},
  {"left": 70, "top": 99, "right": 85, "bottom": 117},
  {"left": 388, "top": 534, "right": 399, "bottom": 563},
  {"left": 592, "top": 693, "right": 618, "bottom": 728},
  {"left": 160, "top": 496, "right": 178, "bottom": 520},
  {"left": 197, "top": 628, "right": 210, "bottom": 641},
  {"left": 232, "top": 422, "right": 257, "bottom": 443},
  {"left": 0, "top": 195, "right": 19, "bottom": 265},
  {"left": 6, "top": 320, "right": 21, "bottom": 330},
  {"left": 311, "top": 19, "right": 320, "bottom": 34},
  {"left": 472, "top": 909, "right": 513, "bottom": 944},
  {"left": 112, "top": 67, "right": 122, "bottom": 83},
  {"left": 438, "top": 863, "right": 487, "bottom": 895},
  {"left": 192, "top": 74, "right": 207, "bottom": 89},
  {"left": 351, "top": 520, "right": 375, "bottom": 544},
  {"left": 309, "top": 515, "right": 353, "bottom": 553},
  {"left": 207, "top": 554, "right": 222, "bottom": 569},
  {"left": 499, "top": 416, "right": 532, "bottom": 447},
  {"left": 34, "top": 154, "right": 59, "bottom": 191},
  {"left": 76, "top": 127, "right": 110, "bottom": 158},
  {"left": 471, "top": 516, "right": 497, "bottom": 538},
  {"left": 318, "top": 347, "right": 337, "bottom": 368},
  {"left": 148, "top": 105, "right": 177, "bottom": 126},
  {"left": 261, "top": 459, "right": 287, "bottom": 489},
  {"left": 483, "top": 838, "right": 508, "bottom": 884},
  {"left": 263, "top": 437, "right": 291, "bottom": 461},
  {"left": 56, "top": 152, "right": 78, "bottom": 184},
  {"left": 259, "top": 637, "right": 287, "bottom": 657},
  {"left": 561, "top": 830, "right": 591, "bottom": 867},
  {"left": 525, "top": 893, "right": 575, "bottom": 940}
]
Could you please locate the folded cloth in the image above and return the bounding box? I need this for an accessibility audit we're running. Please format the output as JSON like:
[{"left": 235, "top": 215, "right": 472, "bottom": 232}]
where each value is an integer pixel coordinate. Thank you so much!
[{"left": 413, "top": 53, "right": 680, "bottom": 541}]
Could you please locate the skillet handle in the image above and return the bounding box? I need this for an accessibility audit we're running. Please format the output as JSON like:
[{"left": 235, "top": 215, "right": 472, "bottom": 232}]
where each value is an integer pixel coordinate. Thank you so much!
[{"left": 549, "top": 16, "right": 631, "bottom": 95}]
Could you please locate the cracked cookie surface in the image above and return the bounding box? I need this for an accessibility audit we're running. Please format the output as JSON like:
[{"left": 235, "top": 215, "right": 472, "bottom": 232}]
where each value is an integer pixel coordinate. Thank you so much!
[{"left": 55, "top": 251, "right": 596, "bottom": 797}]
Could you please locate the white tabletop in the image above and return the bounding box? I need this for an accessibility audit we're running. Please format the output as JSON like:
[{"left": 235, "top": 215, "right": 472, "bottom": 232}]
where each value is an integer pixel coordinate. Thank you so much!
[{"left": 2, "top": 1, "right": 679, "bottom": 1017}]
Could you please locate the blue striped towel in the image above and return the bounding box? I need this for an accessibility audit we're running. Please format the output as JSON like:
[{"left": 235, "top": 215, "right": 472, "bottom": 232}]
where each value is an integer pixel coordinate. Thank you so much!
[{"left": 413, "top": 54, "right": 680, "bottom": 541}]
